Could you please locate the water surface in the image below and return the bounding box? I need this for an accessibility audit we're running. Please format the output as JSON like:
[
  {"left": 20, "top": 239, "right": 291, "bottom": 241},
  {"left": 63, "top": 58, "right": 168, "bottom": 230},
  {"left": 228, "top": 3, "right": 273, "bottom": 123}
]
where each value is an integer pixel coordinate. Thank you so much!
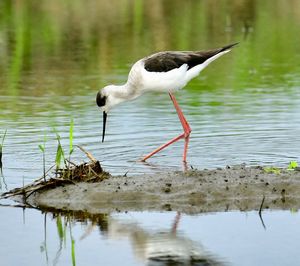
[
  {"left": 0, "top": 208, "right": 300, "bottom": 266},
  {"left": 1, "top": 1, "right": 300, "bottom": 265}
]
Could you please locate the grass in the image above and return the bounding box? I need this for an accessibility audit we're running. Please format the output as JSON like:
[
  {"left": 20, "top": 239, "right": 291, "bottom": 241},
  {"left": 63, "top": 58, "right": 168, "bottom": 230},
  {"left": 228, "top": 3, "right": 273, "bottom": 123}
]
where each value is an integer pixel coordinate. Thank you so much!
[
  {"left": 53, "top": 129, "right": 66, "bottom": 172},
  {"left": 69, "top": 118, "right": 74, "bottom": 157},
  {"left": 0, "top": 130, "right": 8, "bottom": 189},
  {"left": 0, "top": 129, "right": 7, "bottom": 166},
  {"left": 263, "top": 161, "right": 299, "bottom": 174},
  {"left": 53, "top": 119, "right": 74, "bottom": 173},
  {"left": 264, "top": 167, "right": 281, "bottom": 174},
  {"left": 287, "top": 161, "right": 298, "bottom": 170},
  {"left": 68, "top": 118, "right": 74, "bottom": 173},
  {"left": 1, "top": 120, "right": 108, "bottom": 201},
  {"left": 38, "top": 133, "right": 47, "bottom": 182}
]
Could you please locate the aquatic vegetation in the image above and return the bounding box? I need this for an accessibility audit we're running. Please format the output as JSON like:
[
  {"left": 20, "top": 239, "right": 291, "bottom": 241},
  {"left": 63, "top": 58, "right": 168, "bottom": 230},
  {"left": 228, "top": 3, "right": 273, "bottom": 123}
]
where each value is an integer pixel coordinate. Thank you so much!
[
  {"left": 0, "top": 129, "right": 7, "bottom": 167},
  {"left": 263, "top": 167, "right": 281, "bottom": 174},
  {"left": 38, "top": 134, "right": 47, "bottom": 182},
  {"left": 53, "top": 130, "right": 66, "bottom": 170},
  {"left": 69, "top": 118, "right": 74, "bottom": 159},
  {"left": 0, "top": 130, "right": 8, "bottom": 189},
  {"left": 287, "top": 161, "right": 298, "bottom": 170},
  {"left": 1, "top": 122, "right": 109, "bottom": 201}
]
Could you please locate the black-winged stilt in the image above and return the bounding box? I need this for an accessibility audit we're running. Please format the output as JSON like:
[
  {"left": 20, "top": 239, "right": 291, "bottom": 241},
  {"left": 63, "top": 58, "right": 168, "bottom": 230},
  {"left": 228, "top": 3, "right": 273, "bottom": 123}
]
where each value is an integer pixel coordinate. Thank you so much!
[{"left": 96, "top": 43, "right": 238, "bottom": 162}]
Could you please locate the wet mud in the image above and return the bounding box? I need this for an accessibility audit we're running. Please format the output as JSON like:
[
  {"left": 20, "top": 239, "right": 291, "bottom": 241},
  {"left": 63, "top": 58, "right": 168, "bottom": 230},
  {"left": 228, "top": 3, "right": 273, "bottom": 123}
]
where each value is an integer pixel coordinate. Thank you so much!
[{"left": 29, "top": 164, "right": 300, "bottom": 214}]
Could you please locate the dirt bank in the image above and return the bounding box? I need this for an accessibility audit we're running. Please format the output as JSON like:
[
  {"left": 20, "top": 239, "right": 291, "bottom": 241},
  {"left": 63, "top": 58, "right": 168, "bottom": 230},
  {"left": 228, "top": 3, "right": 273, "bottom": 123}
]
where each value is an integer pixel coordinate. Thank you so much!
[{"left": 29, "top": 164, "right": 300, "bottom": 214}]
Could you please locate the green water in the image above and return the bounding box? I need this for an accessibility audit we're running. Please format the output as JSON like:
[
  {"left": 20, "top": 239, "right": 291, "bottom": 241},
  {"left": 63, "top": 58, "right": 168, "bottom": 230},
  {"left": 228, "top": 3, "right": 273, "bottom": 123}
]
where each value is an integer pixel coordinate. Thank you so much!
[{"left": 1, "top": 1, "right": 300, "bottom": 265}]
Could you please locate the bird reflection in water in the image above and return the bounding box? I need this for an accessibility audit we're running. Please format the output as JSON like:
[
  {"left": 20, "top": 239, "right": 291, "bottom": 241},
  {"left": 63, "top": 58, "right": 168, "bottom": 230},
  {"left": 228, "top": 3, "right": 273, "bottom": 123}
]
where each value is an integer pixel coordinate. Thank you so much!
[{"left": 103, "top": 212, "right": 226, "bottom": 266}]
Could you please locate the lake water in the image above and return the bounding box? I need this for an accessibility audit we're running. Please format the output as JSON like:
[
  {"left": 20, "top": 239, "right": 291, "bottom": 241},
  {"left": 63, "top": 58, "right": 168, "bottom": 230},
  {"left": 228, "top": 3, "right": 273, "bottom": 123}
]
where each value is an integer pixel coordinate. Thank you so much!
[
  {"left": 1, "top": 1, "right": 300, "bottom": 265},
  {"left": 1, "top": 208, "right": 300, "bottom": 266}
]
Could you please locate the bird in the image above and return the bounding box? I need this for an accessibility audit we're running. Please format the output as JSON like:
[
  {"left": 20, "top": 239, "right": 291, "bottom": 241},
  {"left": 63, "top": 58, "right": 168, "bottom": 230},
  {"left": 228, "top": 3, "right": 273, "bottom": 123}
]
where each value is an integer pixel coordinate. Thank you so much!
[{"left": 96, "top": 43, "right": 238, "bottom": 162}]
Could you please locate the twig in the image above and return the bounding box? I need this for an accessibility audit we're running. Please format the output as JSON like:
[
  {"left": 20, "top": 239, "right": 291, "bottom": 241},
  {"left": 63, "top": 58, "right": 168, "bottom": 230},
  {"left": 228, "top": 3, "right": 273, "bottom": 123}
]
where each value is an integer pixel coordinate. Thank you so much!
[{"left": 76, "top": 145, "right": 97, "bottom": 163}]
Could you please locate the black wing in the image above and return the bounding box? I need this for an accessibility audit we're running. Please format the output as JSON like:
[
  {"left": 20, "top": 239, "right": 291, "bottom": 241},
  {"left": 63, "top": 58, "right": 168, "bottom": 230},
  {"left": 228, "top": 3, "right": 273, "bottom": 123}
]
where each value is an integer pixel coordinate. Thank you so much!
[{"left": 144, "top": 43, "right": 238, "bottom": 72}]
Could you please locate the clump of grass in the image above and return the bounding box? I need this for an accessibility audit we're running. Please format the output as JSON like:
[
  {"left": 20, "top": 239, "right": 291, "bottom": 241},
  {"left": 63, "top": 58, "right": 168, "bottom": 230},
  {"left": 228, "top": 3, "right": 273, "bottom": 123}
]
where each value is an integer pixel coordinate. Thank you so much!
[
  {"left": 264, "top": 166, "right": 281, "bottom": 174},
  {"left": 0, "top": 120, "right": 109, "bottom": 201}
]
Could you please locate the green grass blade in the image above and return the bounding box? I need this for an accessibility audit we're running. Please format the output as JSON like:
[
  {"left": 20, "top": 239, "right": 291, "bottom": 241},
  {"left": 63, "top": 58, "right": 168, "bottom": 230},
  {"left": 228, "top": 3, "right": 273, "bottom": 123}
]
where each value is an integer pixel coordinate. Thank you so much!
[
  {"left": 55, "top": 144, "right": 63, "bottom": 168},
  {"left": 69, "top": 118, "right": 74, "bottom": 155},
  {"left": 38, "top": 144, "right": 45, "bottom": 152},
  {"left": 1, "top": 129, "right": 7, "bottom": 147}
]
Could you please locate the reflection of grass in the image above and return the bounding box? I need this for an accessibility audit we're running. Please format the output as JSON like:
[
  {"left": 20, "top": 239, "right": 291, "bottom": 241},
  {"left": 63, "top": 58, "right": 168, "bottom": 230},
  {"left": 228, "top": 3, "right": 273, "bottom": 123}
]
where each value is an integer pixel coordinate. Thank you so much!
[
  {"left": 71, "top": 236, "right": 76, "bottom": 266},
  {"left": 40, "top": 213, "right": 76, "bottom": 266},
  {"left": 54, "top": 215, "right": 76, "bottom": 266},
  {"left": 1, "top": 1, "right": 300, "bottom": 99}
]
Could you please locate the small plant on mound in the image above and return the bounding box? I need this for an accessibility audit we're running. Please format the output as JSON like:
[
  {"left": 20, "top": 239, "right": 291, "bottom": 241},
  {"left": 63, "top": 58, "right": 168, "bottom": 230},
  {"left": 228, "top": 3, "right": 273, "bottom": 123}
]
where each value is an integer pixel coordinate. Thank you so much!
[
  {"left": 287, "top": 161, "right": 298, "bottom": 171},
  {"left": 264, "top": 167, "right": 281, "bottom": 174}
]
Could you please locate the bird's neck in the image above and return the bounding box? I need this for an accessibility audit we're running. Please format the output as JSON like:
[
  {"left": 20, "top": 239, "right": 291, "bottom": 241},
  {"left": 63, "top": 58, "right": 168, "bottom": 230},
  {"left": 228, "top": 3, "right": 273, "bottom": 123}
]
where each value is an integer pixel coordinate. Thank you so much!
[{"left": 110, "top": 82, "right": 141, "bottom": 101}]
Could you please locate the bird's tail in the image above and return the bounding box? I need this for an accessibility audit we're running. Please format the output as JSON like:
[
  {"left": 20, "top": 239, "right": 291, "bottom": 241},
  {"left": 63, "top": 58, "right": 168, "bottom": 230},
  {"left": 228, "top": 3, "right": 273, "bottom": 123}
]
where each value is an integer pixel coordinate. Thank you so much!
[
  {"left": 185, "top": 43, "right": 238, "bottom": 81},
  {"left": 219, "top": 42, "right": 239, "bottom": 53}
]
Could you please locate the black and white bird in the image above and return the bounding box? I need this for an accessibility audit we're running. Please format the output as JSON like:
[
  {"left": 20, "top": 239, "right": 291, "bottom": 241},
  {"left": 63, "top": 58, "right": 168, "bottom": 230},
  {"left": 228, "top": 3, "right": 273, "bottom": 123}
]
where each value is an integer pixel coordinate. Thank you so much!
[{"left": 96, "top": 43, "right": 238, "bottom": 162}]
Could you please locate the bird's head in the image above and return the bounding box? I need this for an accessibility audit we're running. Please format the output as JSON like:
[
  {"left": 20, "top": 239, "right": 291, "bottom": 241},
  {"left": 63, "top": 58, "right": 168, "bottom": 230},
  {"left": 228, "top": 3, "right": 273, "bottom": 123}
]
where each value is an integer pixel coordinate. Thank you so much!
[
  {"left": 96, "top": 86, "right": 110, "bottom": 143},
  {"left": 96, "top": 85, "right": 124, "bottom": 142}
]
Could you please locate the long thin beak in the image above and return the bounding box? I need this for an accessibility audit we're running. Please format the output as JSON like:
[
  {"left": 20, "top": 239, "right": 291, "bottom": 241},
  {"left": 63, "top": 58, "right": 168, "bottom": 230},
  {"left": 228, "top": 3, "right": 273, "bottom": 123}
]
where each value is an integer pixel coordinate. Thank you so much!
[{"left": 102, "top": 111, "right": 107, "bottom": 142}]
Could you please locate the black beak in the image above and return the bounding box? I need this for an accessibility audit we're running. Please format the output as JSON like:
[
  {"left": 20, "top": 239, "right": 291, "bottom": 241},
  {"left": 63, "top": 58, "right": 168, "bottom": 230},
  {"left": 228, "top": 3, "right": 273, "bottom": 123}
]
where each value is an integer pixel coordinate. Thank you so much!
[{"left": 102, "top": 111, "right": 107, "bottom": 142}]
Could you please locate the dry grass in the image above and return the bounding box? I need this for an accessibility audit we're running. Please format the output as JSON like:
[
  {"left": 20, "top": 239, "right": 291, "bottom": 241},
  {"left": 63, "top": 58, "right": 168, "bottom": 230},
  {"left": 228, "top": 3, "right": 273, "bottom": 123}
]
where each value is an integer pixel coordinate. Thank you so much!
[{"left": 0, "top": 147, "right": 110, "bottom": 202}]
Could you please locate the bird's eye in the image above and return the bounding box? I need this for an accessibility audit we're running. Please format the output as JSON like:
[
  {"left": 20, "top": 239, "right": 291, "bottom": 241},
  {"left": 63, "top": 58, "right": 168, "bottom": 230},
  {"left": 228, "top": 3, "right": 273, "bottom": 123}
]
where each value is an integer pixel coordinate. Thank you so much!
[{"left": 96, "top": 92, "right": 107, "bottom": 107}]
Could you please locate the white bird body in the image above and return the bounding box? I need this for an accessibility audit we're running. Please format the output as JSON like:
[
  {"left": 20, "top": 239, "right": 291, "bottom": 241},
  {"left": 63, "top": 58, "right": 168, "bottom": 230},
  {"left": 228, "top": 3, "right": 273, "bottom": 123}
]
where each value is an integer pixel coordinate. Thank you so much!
[
  {"left": 100, "top": 48, "right": 231, "bottom": 112},
  {"left": 96, "top": 43, "right": 237, "bottom": 161}
]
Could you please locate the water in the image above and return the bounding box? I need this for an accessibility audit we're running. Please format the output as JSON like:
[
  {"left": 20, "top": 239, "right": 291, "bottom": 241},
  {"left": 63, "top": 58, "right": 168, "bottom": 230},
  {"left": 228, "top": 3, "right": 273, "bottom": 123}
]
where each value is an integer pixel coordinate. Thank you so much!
[
  {"left": 0, "top": 209, "right": 300, "bottom": 266},
  {"left": 1, "top": 1, "right": 300, "bottom": 265}
]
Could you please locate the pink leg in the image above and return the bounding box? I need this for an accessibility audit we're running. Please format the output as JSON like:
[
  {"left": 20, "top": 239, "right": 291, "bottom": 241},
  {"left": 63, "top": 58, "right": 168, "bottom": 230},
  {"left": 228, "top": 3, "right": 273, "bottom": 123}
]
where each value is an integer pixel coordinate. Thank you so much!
[
  {"left": 141, "top": 92, "right": 192, "bottom": 162},
  {"left": 169, "top": 93, "right": 191, "bottom": 162}
]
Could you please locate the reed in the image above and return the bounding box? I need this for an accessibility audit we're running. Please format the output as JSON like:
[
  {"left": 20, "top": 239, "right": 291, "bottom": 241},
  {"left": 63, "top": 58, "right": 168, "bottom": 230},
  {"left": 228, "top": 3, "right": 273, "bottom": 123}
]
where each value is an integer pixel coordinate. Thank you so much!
[
  {"left": 69, "top": 118, "right": 74, "bottom": 164},
  {"left": 53, "top": 130, "right": 66, "bottom": 172},
  {"left": 38, "top": 134, "right": 47, "bottom": 182},
  {"left": 0, "top": 129, "right": 7, "bottom": 164}
]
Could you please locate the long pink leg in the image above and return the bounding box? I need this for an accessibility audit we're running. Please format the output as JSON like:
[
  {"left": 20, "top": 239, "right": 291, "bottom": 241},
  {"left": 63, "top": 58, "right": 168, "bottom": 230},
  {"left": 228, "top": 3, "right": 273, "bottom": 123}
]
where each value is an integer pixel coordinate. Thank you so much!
[
  {"left": 169, "top": 93, "right": 191, "bottom": 162},
  {"left": 141, "top": 92, "right": 192, "bottom": 162}
]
